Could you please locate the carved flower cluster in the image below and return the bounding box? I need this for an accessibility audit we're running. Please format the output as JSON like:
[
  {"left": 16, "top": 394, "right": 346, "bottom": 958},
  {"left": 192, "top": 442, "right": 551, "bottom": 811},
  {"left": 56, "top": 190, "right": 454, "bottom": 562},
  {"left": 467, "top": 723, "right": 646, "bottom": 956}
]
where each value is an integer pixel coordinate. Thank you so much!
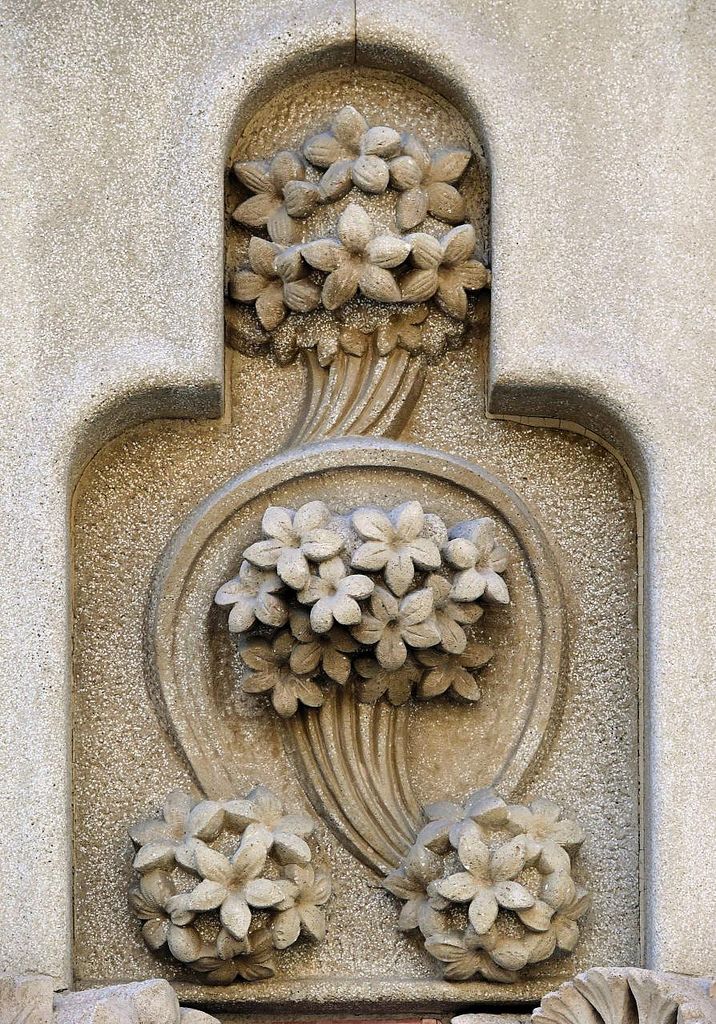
[
  {"left": 383, "top": 788, "right": 590, "bottom": 984},
  {"left": 128, "top": 786, "right": 331, "bottom": 984},
  {"left": 228, "top": 105, "right": 489, "bottom": 337},
  {"left": 215, "top": 500, "right": 510, "bottom": 716}
]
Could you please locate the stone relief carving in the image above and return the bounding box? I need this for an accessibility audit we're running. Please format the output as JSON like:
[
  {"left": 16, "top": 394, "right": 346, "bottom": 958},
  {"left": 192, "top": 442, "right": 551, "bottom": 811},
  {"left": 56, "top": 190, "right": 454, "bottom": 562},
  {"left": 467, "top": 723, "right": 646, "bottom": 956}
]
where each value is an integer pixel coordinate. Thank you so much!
[
  {"left": 383, "top": 788, "right": 589, "bottom": 983},
  {"left": 214, "top": 500, "right": 508, "bottom": 716},
  {"left": 136, "top": 88, "right": 590, "bottom": 999},
  {"left": 128, "top": 787, "right": 331, "bottom": 984}
]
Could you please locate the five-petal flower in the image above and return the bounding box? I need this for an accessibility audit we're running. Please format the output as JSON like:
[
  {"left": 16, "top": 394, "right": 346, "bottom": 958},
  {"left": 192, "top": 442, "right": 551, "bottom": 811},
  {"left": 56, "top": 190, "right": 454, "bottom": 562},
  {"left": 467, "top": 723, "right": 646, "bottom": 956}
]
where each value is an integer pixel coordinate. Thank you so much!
[
  {"left": 243, "top": 501, "right": 344, "bottom": 590},
  {"left": 193, "top": 926, "right": 276, "bottom": 984},
  {"left": 302, "top": 204, "right": 410, "bottom": 310},
  {"left": 239, "top": 632, "right": 324, "bottom": 718},
  {"left": 129, "top": 869, "right": 203, "bottom": 963},
  {"left": 224, "top": 783, "right": 315, "bottom": 866},
  {"left": 389, "top": 135, "right": 471, "bottom": 230},
  {"left": 230, "top": 236, "right": 321, "bottom": 331},
  {"left": 382, "top": 843, "right": 449, "bottom": 936},
  {"left": 401, "top": 224, "right": 490, "bottom": 320},
  {"left": 354, "top": 651, "right": 424, "bottom": 705},
  {"left": 232, "top": 150, "right": 306, "bottom": 244},
  {"left": 175, "top": 831, "right": 284, "bottom": 942},
  {"left": 424, "top": 928, "right": 520, "bottom": 983},
  {"left": 505, "top": 797, "right": 586, "bottom": 863},
  {"left": 272, "top": 863, "right": 332, "bottom": 948},
  {"left": 288, "top": 608, "right": 358, "bottom": 685},
  {"left": 302, "top": 105, "right": 402, "bottom": 197},
  {"left": 416, "top": 640, "right": 493, "bottom": 702},
  {"left": 424, "top": 573, "right": 484, "bottom": 653},
  {"left": 351, "top": 586, "right": 440, "bottom": 670},
  {"left": 433, "top": 830, "right": 535, "bottom": 934},
  {"left": 443, "top": 517, "right": 510, "bottom": 604},
  {"left": 214, "top": 559, "right": 288, "bottom": 633},
  {"left": 298, "top": 557, "right": 374, "bottom": 632},
  {"left": 351, "top": 501, "right": 442, "bottom": 596},
  {"left": 129, "top": 790, "right": 224, "bottom": 873}
]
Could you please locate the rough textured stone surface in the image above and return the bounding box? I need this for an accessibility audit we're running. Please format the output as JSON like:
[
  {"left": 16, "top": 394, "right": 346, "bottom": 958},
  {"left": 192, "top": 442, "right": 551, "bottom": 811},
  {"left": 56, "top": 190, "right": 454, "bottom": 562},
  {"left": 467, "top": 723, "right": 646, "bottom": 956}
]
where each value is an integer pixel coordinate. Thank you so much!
[
  {"left": 0, "top": 0, "right": 713, "bottom": 996},
  {"left": 0, "top": 973, "right": 54, "bottom": 1024}
]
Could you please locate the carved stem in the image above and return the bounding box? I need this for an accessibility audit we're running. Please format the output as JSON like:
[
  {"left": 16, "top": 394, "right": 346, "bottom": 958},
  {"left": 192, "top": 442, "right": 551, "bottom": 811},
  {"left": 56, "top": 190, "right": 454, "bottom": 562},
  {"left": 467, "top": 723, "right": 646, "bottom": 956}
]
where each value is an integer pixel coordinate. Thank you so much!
[
  {"left": 292, "top": 346, "right": 426, "bottom": 444},
  {"left": 282, "top": 686, "right": 422, "bottom": 875}
]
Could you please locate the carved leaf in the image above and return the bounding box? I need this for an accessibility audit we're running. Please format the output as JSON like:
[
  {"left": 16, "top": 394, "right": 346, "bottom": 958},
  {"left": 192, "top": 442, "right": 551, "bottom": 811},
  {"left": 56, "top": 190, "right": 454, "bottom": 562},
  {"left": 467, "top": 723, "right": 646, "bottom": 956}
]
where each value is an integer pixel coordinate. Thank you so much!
[
  {"left": 303, "top": 131, "right": 345, "bottom": 168},
  {"left": 233, "top": 160, "right": 272, "bottom": 192},
  {"left": 401, "top": 268, "right": 439, "bottom": 303}
]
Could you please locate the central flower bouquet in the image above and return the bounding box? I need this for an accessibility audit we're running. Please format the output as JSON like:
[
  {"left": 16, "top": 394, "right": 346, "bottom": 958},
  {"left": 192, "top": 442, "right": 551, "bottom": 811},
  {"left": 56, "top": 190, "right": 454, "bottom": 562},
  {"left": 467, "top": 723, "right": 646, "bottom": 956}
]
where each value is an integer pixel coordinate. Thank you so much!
[{"left": 215, "top": 499, "right": 509, "bottom": 717}]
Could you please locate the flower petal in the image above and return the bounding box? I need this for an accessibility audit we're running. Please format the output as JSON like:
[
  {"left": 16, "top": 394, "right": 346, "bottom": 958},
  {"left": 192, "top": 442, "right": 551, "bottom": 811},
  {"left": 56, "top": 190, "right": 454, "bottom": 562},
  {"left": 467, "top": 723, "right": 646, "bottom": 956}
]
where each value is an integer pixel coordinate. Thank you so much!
[
  {"left": 322, "top": 263, "right": 361, "bottom": 310},
  {"left": 299, "top": 904, "right": 326, "bottom": 942},
  {"left": 401, "top": 268, "right": 439, "bottom": 303},
  {"left": 493, "top": 880, "right": 535, "bottom": 910},
  {"left": 318, "top": 159, "right": 353, "bottom": 201},
  {"left": 426, "top": 181, "right": 466, "bottom": 223},
  {"left": 441, "top": 223, "right": 476, "bottom": 265},
  {"left": 245, "top": 877, "right": 285, "bottom": 908},
  {"left": 517, "top": 898, "right": 555, "bottom": 932},
  {"left": 491, "top": 836, "right": 528, "bottom": 881},
  {"left": 360, "top": 265, "right": 401, "bottom": 303},
  {"left": 351, "top": 540, "right": 391, "bottom": 572},
  {"left": 255, "top": 282, "right": 287, "bottom": 330},
  {"left": 376, "top": 631, "right": 407, "bottom": 670},
  {"left": 390, "top": 156, "right": 424, "bottom": 191},
  {"left": 384, "top": 550, "right": 415, "bottom": 596},
  {"left": 272, "top": 831, "right": 312, "bottom": 866},
  {"left": 366, "top": 235, "right": 411, "bottom": 269},
  {"left": 362, "top": 125, "right": 401, "bottom": 156},
  {"left": 270, "top": 149, "right": 305, "bottom": 189},
  {"left": 436, "top": 275, "right": 468, "bottom": 320},
  {"left": 396, "top": 188, "right": 429, "bottom": 231},
  {"left": 220, "top": 893, "right": 252, "bottom": 941},
  {"left": 232, "top": 160, "right": 272, "bottom": 192},
  {"left": 429, "top": 148, "right": 471, "bottom": 183},
  {"left": 233, "top": 192, "right": 277, "bottom": 228},
  {"left": 337, "top": 203, "right": 374, "bottom": 252},
  {"left": 301, "top": 238, "right": 343, "bottom": 272},
  {"left": 283, "top": 180, "right": 320, "bottom": 218},
  {"left": 167, "top": 924, "right": 204, "bottom": 963},
  {"left": 352, "top": 154, "right": 390, "bottom": 194},
  {"left": 273, "top": 907, "right": 301, "bottom": 949},
  {"left": 277, "top": 547, "right": 310, "bottom": 589},
  {"left": 230, "top": 270, "right": 266, "bottom": 303},
  {"left": 434, "top": 871, "right": 478, "bottom": 903},
  {"left": 468, "top": 889, "right": 500, "bottom": 933},
  {"left": 303, "top": 131, "right": 346, "bottom": 168}
]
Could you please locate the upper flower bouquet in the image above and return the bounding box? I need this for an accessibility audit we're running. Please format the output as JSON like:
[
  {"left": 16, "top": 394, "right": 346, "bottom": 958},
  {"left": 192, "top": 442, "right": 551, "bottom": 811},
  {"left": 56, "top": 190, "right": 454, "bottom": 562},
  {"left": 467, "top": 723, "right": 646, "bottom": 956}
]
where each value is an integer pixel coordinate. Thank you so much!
[{"left": 225, "top": 105, "right": 490, "bottom": 366}]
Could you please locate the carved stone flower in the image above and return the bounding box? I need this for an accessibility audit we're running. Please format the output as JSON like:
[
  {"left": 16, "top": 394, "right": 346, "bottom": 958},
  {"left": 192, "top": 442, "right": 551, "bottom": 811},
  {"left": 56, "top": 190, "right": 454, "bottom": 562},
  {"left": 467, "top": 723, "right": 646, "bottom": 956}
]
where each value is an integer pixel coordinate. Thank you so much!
[
  {"left": 130, "top": 790, "right": 224, "bottom": 873},
  {"left": 230, "top": 236, "right": 321, "bottom": 331},
  {"left": 424, "top": 928, "right": 520, "bottom": 983},
  {"left": 351, "top": 586, "right": 440, "bottom": 670},
  {"left": 415, "top": 789, "right": 509, "bottom": 855},
  {"left": 243, "top": 501, "right": 344, "bottom": 590},
  {"left": 351, "top": 501, "right": 442, "bottom": 596},
  {"left": 272, "top": 864, "right": 332, "bottom": 948},
  {"left": 375, "top": 306, "right": 428, "bottom": 356},
  {"left": 416, "top": 640, "right": 493, "bottom": 702},
  {"left": 214, "top": 560, "right": 288, "bottom": 633},
  {"left": 193, "top": 927, "right": 276, "bottom": 984},
  {"left": 224, "top": 784, "right": 315, "bottom": 866},
  {"left": 527, "top": 879, "right": 591, "bottom": 961},
  {"left": 129, "top": 869, "right": 203, "bottom": 963},
  {"left": 389, "top": 135, "right": 471, "bottom": 230},
  {"left": 402, "top": 224, "right": 490, "bottom": 320},
  {"left": 424, "top": 573, "right": 484, "bottom": 653},
  {"left": 179, "top": 831, "right": 285, "bottom": 942},
  {"left": 232, "top": 150, "right": 305, "bottom": 244},
  {"left": 505, "top": 797, "right": 586, "bottom": 864},
  {"left": 239, "top": 632, "right": 324, "bottom": 717},
  {"left": 287, "top": 608, "right": 358, "bottom": 685},
  {"left": 302, "top": 105, "right": 402, "bottom": 196},
  {"left": 298, "top": 557, "right": 374, "bottom": 632},
  {"left": 434, "top": 831, "right": 535, "bottom": 934},
  {"left": 444, "top": 517, "right": 510, "bottom": 604},
  {"left": 354, "top": 651, "right": 424, "bottom": 705},
  {"left": 302, "top": 204, "right": 410, "bottom": 310},
  {"left": 382, "top": 843, "right": 449, "bottom": 936}
]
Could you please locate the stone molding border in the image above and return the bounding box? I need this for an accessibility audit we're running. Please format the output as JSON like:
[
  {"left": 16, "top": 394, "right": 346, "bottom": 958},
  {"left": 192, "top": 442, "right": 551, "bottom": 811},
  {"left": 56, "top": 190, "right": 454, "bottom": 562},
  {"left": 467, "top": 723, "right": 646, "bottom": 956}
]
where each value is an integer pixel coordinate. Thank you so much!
[{"left": 3, "top": 969, "right": 713, "bottom": 1023}]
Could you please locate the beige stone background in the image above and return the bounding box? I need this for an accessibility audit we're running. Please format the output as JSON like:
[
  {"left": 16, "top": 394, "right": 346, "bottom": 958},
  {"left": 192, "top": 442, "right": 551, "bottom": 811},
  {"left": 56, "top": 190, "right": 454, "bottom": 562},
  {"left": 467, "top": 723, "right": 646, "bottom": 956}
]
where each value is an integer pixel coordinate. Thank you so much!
[{"left": 0, "top": 0, "right": 714, "bottom": 996}]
